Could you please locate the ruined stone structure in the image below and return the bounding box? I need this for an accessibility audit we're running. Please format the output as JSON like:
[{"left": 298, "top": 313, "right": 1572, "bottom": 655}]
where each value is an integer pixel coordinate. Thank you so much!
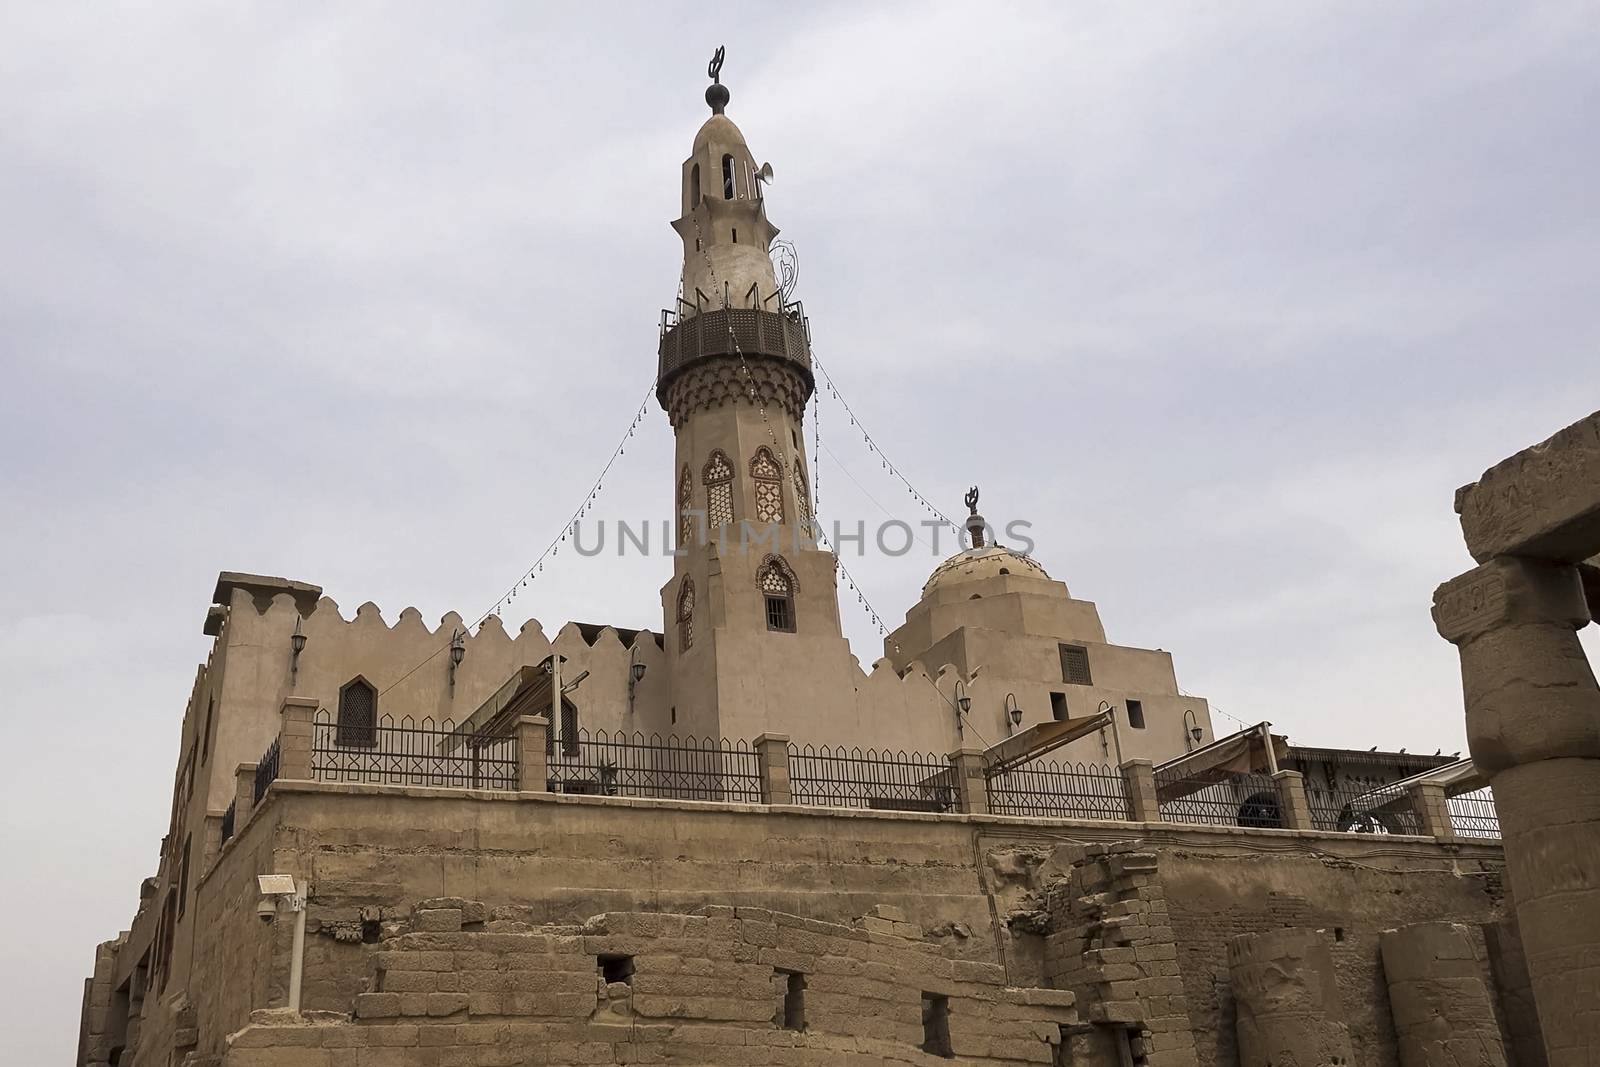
[
  {"left": 76, "top": 58, "right": 1597, "bottom": 1067},
  {"left": 1434, "top": 410, "right": 1600, "bottom": 1067}
]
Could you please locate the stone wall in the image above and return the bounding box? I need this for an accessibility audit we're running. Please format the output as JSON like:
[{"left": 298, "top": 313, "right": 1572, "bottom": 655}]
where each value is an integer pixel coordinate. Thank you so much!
[
  {"left": 221, "top": 900, "right": 1081, "bottom": 1066},
  {"left": 174, "top": 782, "right": 1508, "bottom": 1064},
  {"left": 1161, "top": 848, "right": 1506, "bottom": 1067}
]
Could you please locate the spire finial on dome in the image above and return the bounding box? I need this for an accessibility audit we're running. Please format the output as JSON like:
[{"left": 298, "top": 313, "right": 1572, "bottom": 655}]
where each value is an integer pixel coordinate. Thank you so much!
[
  {"left": 705, "top": 45, "right": 730, "bottom": 115},
  {"left": 963, "top": 486, "right": 987, "bottom": 548}
]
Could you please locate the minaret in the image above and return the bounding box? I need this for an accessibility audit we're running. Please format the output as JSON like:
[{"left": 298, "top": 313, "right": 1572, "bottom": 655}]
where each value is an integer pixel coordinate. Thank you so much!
[{"left": 655, "top": 51, "right": 857, "bottom": 743}]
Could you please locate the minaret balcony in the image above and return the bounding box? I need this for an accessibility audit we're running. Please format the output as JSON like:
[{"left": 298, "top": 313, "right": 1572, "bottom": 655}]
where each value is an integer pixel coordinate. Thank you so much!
[{"left": 656, "top": 305, "right": 813, "bottom": 392}]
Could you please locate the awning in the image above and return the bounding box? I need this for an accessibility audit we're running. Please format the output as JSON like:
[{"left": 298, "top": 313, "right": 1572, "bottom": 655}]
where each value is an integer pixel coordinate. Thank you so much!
[
  {"left": 981, "top": 711, "right": 1116, "bottom": 776},
  {"left": 1152, "top": 725, "right": 1289, "bottom": 802},
  {"left": 1342, "top": 757, "right": 1488, "bottom": 816},
  {"left": 461, "top": 660, "right": 565, "bottom": 738}
]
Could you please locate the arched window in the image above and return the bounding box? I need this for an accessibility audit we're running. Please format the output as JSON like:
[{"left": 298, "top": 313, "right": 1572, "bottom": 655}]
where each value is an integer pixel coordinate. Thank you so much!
[
  {"left": 677, "top": 465, "right": 693, "bottom": 548},
  {"left": 703, "top": 450, "right": 734, "bottom": 530},
  {"left": 690, "top": 162, "right": 701, "bottom": 207},
  {"left": 751, "top": 447, "right": 784, "bottom": 524},
  {"left": 792, "top": 458, "right": 811, "bottom": 529},
  {"left": 337, "top": 677, "right": 377, "bottom": 747},
  {"left": 758, "top": 555, "right": 797, "bottom": 633},
  {"left": 722, "top": 154, "right": 736, "bottom": 199},
  {"left": 677, "top": 579, "right": 695, "bottom": 653}
]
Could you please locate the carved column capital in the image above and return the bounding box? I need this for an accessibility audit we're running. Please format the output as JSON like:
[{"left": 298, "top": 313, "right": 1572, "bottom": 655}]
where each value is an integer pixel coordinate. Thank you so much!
[{"left": 1432, "top": 556, "right": 1589, "bottom": 646}]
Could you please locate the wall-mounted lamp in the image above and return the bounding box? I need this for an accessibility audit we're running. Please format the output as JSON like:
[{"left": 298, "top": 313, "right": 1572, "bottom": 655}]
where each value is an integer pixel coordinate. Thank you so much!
[
  {"left": 447, "top": 629, "right": 466, "bottom": 691},
  {"left": 1096, "top": 700, "right": 1125, "bottom": 765},
  {"left": 1003, "top": 693, "right": 1023, "bottom": 733},
  {"left": 1183, "top": 709, "right": 1204, "bottom": 751},
  {"left": 627, "top": 646, "right": 647, "bottom": 713},
  {"left": 952, "top": 679, "right": 972, "bottom": 735},
  {"left": 289, "top": 617, "right": 307, "bottom": 686}
]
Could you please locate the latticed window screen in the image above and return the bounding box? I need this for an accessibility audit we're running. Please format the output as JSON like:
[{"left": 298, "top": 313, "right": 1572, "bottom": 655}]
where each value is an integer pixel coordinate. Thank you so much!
[
  {"left": 1059, "top": 644, "right": 1093, "bottom": 686},
  {"left": 759, "top": 559, "right": 795, "bottom": 632},
  {"left": 703, "top": 451, "right": 734, "bottom": 530},
  {"left": 677, "top": 579, "right": 695, "bottom": 653},
  {"left": 751, "top": 447, "right": 785, "bottom": 524},
  {"left": 792, "top": 459, "right": 811, "bottom": 527},
  {"left": 677, "top": 466, "right": 693, "bottom": 547},
  {"left": 337, "top": 679, "right": 377, "bottom": 746}
]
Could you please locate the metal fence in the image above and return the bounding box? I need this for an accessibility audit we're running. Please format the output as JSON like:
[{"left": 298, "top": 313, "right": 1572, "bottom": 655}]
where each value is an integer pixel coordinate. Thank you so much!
[
  {"left": 253, "top": 740, "right": 280, "bottom": 804},
  {"left": 1449, "top": 788, "right": 1501, "bottom": 839},
  {"left": 987, "top": 759, "right": 1132, "bottom": 820},
  {"left": 1295, "top": 750, "right": 1428, "bottom": 835},
  {"left": 311, "top": 710, "right": 518, "bottom": 790},
  {"left": 1154, "top": 768, "right": 1283, "bottom": 828},
  {"left": 786, "top": 744, "right": 954, "bottom": 813},
  {"left": 547, "top": 729, "right": 762, "bottom": 803},
  {"left": 219, "top": 800, "right": 236, "bottom": 845}
]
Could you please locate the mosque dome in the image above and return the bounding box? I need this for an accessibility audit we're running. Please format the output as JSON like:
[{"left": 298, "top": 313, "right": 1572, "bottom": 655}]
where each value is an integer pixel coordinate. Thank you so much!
[
  {"left": 920, "top": 487, "right": 1052, "bottom": 596},
  {"left": 693, "top": 114, "right": 746, "bottom": 152},
  {"left": 922, "top": 544, "right": 1050, "bottom": 597}
]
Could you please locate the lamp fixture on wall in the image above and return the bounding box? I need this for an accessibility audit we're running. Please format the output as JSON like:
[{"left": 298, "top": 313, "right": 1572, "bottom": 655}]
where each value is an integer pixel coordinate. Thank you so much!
[
  {"left": 953, "top": 679, "right": 971, "bottom": 735},
  {"left": 1183, "top": 709, "right": 1204, "bottom": 751},
  {"left": 289, "top": 617, "right": 307, "bottom": 686},
  {"left": 447, "top": 629, "right": 466, "bottom": 691},
  {"left": 627, "top": 645, "right": 647, "bottom": 713},
  {"left": 1003, "top": 693, "right": 1023, "bottom": 732}
]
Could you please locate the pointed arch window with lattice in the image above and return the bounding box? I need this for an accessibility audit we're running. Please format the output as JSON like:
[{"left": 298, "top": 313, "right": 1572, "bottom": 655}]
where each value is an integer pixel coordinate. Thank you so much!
[
  {"left": 677, "top": 465, "right": 693, "bottom": 548},
  {"left": 702, "top": 450, "right": 734, "bottom": 530},
  {"left": 677, "top": 579, "right": 695, "bottom": 652},
  {"left": 792, "top": 457, "right": 811, "bottom": 529},
  {"left": 751, "top": 447, "right": 785, "bottom": 525},
  {"left": 758, "top": 556, "right": 796, "bottom": 633}
]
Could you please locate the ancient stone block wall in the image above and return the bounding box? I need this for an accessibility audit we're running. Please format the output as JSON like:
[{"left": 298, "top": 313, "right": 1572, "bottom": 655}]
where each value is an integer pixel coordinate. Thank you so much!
[
  {"left": 1159, "top": 849, "right": 1506, "bottom": 1067},
  {"left": 1041, "top": 843, "right": 1196, "bottom": 1067},
  {"left": 220, "top": 900, "right": 1084, "bottom": 1066}
]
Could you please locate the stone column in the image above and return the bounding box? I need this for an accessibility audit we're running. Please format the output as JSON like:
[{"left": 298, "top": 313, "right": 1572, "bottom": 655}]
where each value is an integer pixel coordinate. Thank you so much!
[
  {"left": 234, "top": 762, "right": 256, "bottom": 823},
  {"left": 1272, "top": 770, "right": 1314, "bottom": 831},
  {"left": 1434, "top": 556, "right": 1600, "bottom": 1065},
  {"left": 1481, "top": 919, "right": 1549, "bottom": 1067},
  {"left": 1379, "top": 921, "right": 1507, "bottom": 1067},
  {"left": 1121, "top": 759, "right": 1158, "bottom": 822},
  {"left": 277, "top": 696, "right": 319, "bottom": 781},
  {"left": 1405, "top": 781, "right": 1455, "bottom": 842},
  {"left": 947, "top": 749, "right": 991, "bottom": 815},
  {"left": 1228, "top": 928, "right": 1356, "bottom": 1067},
  {"left": 517, "top": 715, "right": 548, "bottom": 793},
  {"left": 753, "top": 733, "right": 792, "bottom": 805}
]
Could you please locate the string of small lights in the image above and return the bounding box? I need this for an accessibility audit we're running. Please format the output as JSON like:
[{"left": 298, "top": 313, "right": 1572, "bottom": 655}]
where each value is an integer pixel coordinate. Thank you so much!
[
  {"left": 377, "top": 386, "right": 654, "bottom": 698},
  {"left": 811, "top": 352, "right": 961, "bottom": 535}
]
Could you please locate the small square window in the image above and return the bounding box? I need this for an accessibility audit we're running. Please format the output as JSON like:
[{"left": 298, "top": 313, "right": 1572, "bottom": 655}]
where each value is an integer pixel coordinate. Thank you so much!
[
  {"left": 599, "top": 954, "right": 634, "bottom": 986},
  {"left": 776, "top": 969, "right": 806, "bottom": 1031},
  {"left": 1126, "top": 699, "right": 1145, "bottom": 729},
  {"left": 1050, "top": 693, "right": 1068, "bottom": 722},
  {"left": 1059, "top": 644, "right": 1092, "bottom": 686},
  {"left": 765, "top": 595, "right": 795, "bottom": 633},
  {"left": 921, "top": 993, "right": 953, "bottom": 1057}
]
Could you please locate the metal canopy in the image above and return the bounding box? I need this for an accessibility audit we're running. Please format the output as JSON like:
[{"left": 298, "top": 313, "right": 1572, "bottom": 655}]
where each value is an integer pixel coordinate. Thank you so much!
[
  {"left": 1151, "top": 724, "right": 1290, "bottom": 802},
  {"left": 1342, "top": 757, "right": 1488, "bottom": 816},
  {"left": 981, "top": 711, "right": 1116, "bottom": 776},
  {"left": 462, "top": 660, "right": 570, "bottom": 738}
]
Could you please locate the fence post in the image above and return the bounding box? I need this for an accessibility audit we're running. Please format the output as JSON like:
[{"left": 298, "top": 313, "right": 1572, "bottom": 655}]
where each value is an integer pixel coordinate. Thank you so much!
[
  {"left": 277, "top": 697, "right": 319, "bottom": 781},
  {"left": 517, "top": 715, "right": 549, "bottom": 792},
  {"left": 1272, "top": 770, "right": 1315, "bottom": 831},
  {"left": 753, "top": 734, "right": 792, "bottom": 804},
  {"left": 1407, "top": 782, "right": 1456, "bottom": 842},
  {"left": 948, "top": 749, "right": 990, "bottom": 815},
  {"left": 234, "top": 762, "right": 256, "bottom": 823},
  {"left": 1121, "top": 758, "right": 1159, "bottom": 822}
]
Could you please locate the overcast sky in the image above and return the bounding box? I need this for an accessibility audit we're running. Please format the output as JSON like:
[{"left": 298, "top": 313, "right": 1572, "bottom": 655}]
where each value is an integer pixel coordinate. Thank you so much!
[{"left": 3, "top": 3, "right": 1598, "bottom": 1059}]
